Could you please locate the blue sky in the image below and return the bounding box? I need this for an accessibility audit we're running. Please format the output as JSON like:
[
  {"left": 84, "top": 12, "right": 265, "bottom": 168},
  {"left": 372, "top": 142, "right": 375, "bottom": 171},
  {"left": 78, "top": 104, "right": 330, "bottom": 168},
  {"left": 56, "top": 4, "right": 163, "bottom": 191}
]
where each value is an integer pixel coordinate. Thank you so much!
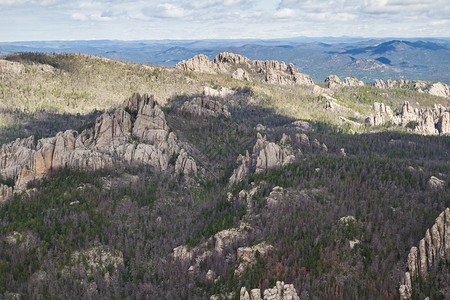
[{"left": 1, "top": 0, "right": 449, "bottom": 41}]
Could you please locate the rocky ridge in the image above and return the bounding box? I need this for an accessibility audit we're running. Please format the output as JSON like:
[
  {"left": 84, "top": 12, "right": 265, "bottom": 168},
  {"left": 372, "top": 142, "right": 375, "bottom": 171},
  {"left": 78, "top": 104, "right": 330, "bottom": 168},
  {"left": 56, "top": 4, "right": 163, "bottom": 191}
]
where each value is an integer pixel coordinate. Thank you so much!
[
  {"left": 374, "top": 79, "right": 450, "bottom": 99},
  {"left": 176, "top": 52, "right": 314, "bottom": 87},
  {"left": 399, "top": 208, "right": 449, "bottom": 299},
  {"left": 0, "top": 93, "right": 198, "bottom": 196},
  {"left": 365, "top": 101, "right": 449, "bottom": 135}
]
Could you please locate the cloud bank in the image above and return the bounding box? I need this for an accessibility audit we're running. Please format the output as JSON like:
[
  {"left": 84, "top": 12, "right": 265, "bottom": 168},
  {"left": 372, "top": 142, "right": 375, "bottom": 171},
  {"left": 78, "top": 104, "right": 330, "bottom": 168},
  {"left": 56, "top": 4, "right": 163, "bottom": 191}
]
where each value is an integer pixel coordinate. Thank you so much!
[{"left": 0, "top": 0, "right": 449, "bottom": 41}]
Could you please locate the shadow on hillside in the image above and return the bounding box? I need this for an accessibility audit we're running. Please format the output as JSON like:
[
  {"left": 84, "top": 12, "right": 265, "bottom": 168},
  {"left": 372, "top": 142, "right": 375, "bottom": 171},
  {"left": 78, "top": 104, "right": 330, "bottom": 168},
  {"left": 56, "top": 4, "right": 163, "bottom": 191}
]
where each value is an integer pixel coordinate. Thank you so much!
[{"left": 0, "top": 109, "right": 102, "bottom": 146}]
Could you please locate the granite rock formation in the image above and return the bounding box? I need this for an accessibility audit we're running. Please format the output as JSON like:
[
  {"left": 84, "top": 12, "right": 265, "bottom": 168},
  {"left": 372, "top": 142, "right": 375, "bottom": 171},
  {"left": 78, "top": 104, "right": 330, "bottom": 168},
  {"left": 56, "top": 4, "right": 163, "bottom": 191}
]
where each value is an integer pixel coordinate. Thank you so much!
[
  {"left": 0, "top": 59, "right": 25, "bottom": 74},
  {"left": 374, "top": 79, "right": 450, "bottom": 99},
  {"left": 176, "top": 52, "right": 314, "bottom": 86},
  {"left": 239, "top": 281, "right": 300, "bottom": 300},
  {"left": 428, "top": 176, "right": 446, "bottom": 191},
  {"left": 324, "top": 75, "right": 365, "bottom": 89},
  {"left": 365, "top": 101, "right": 449, "bottom": 135},
  {"left": 0, "top": 93, "right": 198, "bottom": 194},
  {"left": 399, "top": 208, "right": 450, "bottom": 299},
  {"left": 173, "top": 223, "right": 251, "bottom": 262},
  {"left": 203, "top": 86, "right": 234, "bottom": 98},
  {"left": 0, "top": 184, "right": 13, "bottom": 202},
  {"left": 235, "top": 242, "right": 274, "bottom": 275},
  {"left": 229, "top": 133, "right": 296, "bottom": 185}
]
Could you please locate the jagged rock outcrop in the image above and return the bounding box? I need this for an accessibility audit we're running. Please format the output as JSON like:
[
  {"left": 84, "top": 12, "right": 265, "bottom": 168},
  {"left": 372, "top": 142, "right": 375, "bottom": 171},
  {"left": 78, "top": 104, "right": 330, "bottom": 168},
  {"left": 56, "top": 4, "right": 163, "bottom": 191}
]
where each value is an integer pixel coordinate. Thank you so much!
[
  {"left": 266, "top": 186, "right": 284, "bottom": 207},
  {"left": 428, "top": 82, "right": 450, "bottom": 98},
  {"left": 0, "top": 59, "right": 25, "bottom": 74},
  {"left": 176, "top": 53, "right": 314, "bottom": 86},
  {"left": 236, "top": 242, "right": 274, "bottom": 275},
  {"left": 172, "top": 245, "right": 193, "bottom": 261},
  {"left": 253, "top": 133, "right": 295, "bottom": 173},
  {"left": 338, "top": 148, "right": 347, "bottom": 157},
  {"left": 295, "top": 133, "right": 310, "bottom": 147},
  {"left": 0, "top": 184, "right": 13, "bottom": 203},
  {"left": 325, "top": 75, "right": 365, "bottom": 89},
  {"left": 239, "top": 281, "right": 300, "bottom": 300},
  {"left": 230, "top": 133, "right": 296, "bottom": 185},
  {"left": 232, "top": 68, "right": 251, "bottom": 81},
  {"left": 229, "top": 151, "right": 251, "bottom": 185},
  {"left": 374, "top": 79, "right": 450, "bottom": 99},
  {"left": 399, "top": 208, "right": 450, "bottom": 299},
  {"left": 214, "top": 223, "right": 251, "bottom": 253},
  {"left": 175, "top": 54, "right": 215, "bottom": 73},
  {"left": 428, "top": 176, "right": 446, "bottom": 191},
  {"left": 365, "top": 101, "right": 449, "bottom": 135},
  {"left": 324, "top": 75, "right": 342, "bottom": 89},
  {"left": 343, "top": 77, "right": 365, "bottom": 87},
  {"left": 173, "top": 223, "right": 252, "bottom": 275},
  {"left": 365, "top": 102, "right": 395, "bottom": 127},
  {"left": 203, "top": 86, "right": 234, "bottom": 98},
  {"left": 0, "top": 93, "right": 198, "bottom": 193},
  {"left": 180, "top": 97, "right": 231, "bottom": 118},
  {"left": 206, "top": 269, "right": 216, "bottom": 281}
]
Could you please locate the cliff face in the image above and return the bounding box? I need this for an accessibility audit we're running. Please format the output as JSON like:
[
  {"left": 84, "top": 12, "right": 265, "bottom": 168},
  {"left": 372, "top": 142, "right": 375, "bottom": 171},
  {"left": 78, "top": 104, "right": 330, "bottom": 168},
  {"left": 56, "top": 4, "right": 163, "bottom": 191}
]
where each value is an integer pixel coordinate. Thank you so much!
[
  {"left": 399, "top": 208, "right": 450, "bottom": 299},
  {"left": 365, "top": 101, "right": 450, "bottom": 135},
  {"left": 0, "top": 93, "right": 198, "bottom": 196},
  {"left": 176, "top": 52, "right": 314, "bottom": 87}
]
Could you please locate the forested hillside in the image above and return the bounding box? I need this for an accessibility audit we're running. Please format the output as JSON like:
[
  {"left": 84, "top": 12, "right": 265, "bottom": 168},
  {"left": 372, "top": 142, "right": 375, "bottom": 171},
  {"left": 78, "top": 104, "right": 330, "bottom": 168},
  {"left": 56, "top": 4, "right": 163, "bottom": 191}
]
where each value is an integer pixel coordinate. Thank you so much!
[{"left": 0, "top": 53, "right": 448, "bottom": 299}]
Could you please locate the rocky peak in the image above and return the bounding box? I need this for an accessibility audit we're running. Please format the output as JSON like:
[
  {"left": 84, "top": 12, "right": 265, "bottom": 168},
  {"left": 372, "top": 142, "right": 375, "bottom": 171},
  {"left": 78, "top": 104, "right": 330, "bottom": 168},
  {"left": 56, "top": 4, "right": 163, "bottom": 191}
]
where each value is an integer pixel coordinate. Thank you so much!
[
  {"left": 175, "top": 54, "right": 215, "bottom": 73},
  {"left": 325, "top": 75, "right": 342, "bottom": 89},
  {"left": 0, "top": 93, "right": 198, "bottom": 195},
  {"left": 213, "top": 52, "right": 251, "bottom": 66},
  {"left": 176, "top": 52, "right": 314, "bottom": 86},
  {"left": 399, "top": 208, "right": 450, "bottom": 299}
]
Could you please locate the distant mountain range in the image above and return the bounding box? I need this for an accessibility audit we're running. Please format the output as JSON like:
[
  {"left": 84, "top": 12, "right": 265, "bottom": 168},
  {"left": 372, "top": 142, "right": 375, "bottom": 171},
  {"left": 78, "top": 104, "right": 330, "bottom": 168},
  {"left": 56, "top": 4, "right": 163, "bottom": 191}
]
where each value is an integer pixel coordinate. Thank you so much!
[{"left": 1, "top": 37, "right": 449, "bottom": 83}]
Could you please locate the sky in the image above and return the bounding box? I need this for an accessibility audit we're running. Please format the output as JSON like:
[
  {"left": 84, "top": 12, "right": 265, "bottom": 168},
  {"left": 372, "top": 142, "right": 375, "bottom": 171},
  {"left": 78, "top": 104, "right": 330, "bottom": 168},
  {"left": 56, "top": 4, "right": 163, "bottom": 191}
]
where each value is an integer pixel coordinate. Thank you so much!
[{"left": 0, "top": 0, "right": 449, "bottom": 41}]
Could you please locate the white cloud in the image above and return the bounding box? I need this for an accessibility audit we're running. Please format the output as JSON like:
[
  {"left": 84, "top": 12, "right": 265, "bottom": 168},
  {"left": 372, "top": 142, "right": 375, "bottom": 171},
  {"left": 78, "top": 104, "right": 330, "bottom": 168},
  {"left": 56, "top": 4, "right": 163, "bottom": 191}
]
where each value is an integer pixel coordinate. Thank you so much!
[
  {"left": 155, "top": 3, "right": 189, "bottom": 18},
  {"left": 0, "top": 0, "right": 60, "bottom": 5},
  {"left": 71, "top": 12, "right": 88, "bottom": 21},
  {"left": 430, "top": 20, "right": 448, "bottom": 26},
  {"left": 91, "top": 12, "right": 116, "bottom": 21},
  {"left": 275, "top": 8, "right": 296, "bottom": 18}
]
